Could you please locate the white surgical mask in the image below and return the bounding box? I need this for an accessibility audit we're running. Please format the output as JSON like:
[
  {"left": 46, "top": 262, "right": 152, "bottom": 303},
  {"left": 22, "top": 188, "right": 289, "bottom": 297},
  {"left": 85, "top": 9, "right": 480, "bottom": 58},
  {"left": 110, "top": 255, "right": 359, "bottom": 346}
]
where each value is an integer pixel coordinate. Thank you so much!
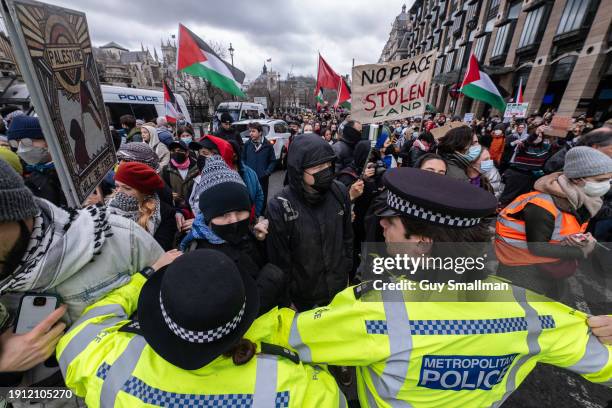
[
  {"left": 17, "top": 144, "right": 49, "bottom": 165},
  {"left": 583, "top": 180, "right": 611, "bottom": 197},
  {"left": 464, "top": 144, "right": 482, "bottom": 162},
  {"left": 479, "top": 159, "right": 494, "bottom": 173}
]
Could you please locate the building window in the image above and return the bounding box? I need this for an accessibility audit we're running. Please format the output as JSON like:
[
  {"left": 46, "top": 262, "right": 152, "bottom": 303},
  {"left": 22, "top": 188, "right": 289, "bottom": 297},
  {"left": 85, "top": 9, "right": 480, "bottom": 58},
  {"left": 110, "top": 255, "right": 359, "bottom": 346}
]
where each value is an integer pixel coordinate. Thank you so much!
[
  {"left": 518, "top": 5, "right": 549, "bottom": 49},
  {"left": 491, "top": 22, "right": 513, "bottom": 58},
  {"left": 473, "top": 34, "right": 490, "bottom": 62},
  {"left": 435, "top": 56, "right": 445, "bottom": 75},
  {"left": 556, "top": 0, "right": 591, "bottom": 36},
  {"left": 445, "top": 51, "right": 456, "bottom": 73},
  {"left": 466, "top": 2, "right": 479, "bottom": 25},
  {"left": 507, "top": 1, "right": 522, "bottom": 20},
  {"left": 451, "top": 12, "right": 465, "bottom": 36},
  {"left": 488, "top": 0, "right": 501, "bottom": 19}
]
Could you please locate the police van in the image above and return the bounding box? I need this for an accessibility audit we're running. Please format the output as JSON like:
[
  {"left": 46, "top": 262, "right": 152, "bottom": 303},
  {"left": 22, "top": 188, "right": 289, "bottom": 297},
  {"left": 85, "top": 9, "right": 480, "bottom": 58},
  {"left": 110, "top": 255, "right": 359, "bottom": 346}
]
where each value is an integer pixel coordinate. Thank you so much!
[
  {"left": 101, "top": 85, "right": 190, "bottom": 128},
  {"left": 212, "top": 102, "right": 266, "bottom": 132},
  {"left": 0, "top": 82, "right": 191, "bottom": 128}
]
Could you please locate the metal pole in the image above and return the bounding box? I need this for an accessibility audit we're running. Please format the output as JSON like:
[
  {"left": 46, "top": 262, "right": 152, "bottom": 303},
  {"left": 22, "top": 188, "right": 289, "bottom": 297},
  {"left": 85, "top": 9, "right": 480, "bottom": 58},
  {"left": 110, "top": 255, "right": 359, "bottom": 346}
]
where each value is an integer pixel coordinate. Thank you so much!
[{"left": 228, "top": 43, "right": 235, "bottom": 101}]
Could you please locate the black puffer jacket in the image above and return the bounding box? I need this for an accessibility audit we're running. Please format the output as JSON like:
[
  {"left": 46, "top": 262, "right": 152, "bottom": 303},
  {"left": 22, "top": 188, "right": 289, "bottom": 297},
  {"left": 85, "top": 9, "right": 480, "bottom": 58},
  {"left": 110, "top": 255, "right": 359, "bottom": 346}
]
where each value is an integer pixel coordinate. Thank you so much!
[
  {"left": 23, "top": 167, "right": 67, "bottom": 207},
  {"left": 332, "top": 125, "right": 362, "bottom": 172},
  {"left": 214, "top": 127, "right": 243, "bottom": 148},
  {"left": 266, "top": 135, "right": 353, "bottom": 310}
]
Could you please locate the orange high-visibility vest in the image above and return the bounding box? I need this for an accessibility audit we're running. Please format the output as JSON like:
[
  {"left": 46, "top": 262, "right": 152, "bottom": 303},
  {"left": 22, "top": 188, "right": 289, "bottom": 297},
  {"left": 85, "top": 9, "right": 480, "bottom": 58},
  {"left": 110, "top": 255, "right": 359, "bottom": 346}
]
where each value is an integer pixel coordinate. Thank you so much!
[{"left": 495, "top": 191, "right": 588, "bottom": 266}]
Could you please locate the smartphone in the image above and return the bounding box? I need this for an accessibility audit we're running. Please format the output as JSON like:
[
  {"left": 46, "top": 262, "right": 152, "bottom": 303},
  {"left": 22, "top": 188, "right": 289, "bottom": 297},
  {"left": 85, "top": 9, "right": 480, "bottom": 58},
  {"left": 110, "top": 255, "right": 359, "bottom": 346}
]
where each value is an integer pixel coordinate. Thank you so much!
[{"left": 15, "top": 294, "right": 60, "bottom": 334}]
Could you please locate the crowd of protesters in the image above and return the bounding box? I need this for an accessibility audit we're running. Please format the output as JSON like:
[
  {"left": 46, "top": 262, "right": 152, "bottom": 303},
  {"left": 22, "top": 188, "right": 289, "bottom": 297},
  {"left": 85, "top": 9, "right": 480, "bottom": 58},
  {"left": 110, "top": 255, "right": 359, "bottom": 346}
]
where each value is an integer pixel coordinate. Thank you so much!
[{"left": 0, "top": 104, "right": 611, "bottom": 407}]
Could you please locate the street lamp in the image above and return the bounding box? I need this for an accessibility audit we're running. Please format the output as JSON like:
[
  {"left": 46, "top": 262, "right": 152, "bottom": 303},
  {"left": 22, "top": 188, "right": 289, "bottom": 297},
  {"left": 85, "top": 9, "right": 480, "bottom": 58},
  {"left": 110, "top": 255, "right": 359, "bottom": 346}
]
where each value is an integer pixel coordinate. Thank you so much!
[
  {"left": 277, "top": 73, "right": 281, "bottom": 113},
  {"left": 228, "top": 43, "right": 235, "bottom": 101},
  {"left": 228, "top": 43, "right": 235, "bottom": 66}
]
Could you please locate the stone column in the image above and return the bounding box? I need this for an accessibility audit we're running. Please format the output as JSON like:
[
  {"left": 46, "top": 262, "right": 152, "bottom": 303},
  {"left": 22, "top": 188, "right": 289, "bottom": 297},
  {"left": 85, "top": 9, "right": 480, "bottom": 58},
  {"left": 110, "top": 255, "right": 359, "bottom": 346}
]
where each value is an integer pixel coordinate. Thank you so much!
[
  {"left": 556, "top": 0, "right": 612, "bottom": 116},
  {"left": 522, "top": 0, "right": 569, "bottom": 115}
]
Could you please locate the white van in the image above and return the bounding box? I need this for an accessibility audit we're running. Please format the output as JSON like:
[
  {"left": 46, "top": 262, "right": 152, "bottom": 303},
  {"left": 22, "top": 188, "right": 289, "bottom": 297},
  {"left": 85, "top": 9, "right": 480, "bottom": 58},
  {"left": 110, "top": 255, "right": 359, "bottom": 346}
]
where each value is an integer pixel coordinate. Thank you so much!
[
  {"left": 0, "top": 82, "right": 191, "bottom": 128},
  {"left": 101, "top": 85, "right": 191, "bottom": 128},
  {"left": 213, "top": 102, "right": 266, "bottom": 132}
]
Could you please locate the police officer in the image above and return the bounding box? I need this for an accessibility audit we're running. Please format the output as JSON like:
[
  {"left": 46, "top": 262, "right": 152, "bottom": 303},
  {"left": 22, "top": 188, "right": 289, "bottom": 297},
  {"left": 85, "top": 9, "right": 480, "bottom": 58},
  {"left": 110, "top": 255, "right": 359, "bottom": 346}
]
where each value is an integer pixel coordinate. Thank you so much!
[
  {"left": 57, "top": 249, "right": 346, "bottom": 407},
  {"left": 281, "top": 167, "right": 612, "bottom": 407}
]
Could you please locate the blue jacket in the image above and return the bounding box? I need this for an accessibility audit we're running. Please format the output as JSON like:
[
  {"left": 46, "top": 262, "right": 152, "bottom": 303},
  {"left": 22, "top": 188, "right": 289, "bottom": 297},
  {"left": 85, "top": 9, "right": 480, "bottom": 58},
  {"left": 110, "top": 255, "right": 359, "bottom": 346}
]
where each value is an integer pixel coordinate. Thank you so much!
[
  {"left": 156, "top": 127, "right": 174, "bottom": 147},
  {"left": 242, "top": 138, "right": 276, "bottom": 179},
  {"left": 240, "top": 162, "right": 265, "bottom": 217}
]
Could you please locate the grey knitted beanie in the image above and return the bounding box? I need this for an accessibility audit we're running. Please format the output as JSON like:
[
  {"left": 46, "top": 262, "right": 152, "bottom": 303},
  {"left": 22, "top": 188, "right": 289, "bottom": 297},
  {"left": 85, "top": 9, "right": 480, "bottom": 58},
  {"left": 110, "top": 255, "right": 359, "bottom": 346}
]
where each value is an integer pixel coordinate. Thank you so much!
[
  {"left": 0, "top": 159, "right": 38, "bottom": 222},
  {"left": 564, "top": 146, "right": 612, "bottom": 179}
]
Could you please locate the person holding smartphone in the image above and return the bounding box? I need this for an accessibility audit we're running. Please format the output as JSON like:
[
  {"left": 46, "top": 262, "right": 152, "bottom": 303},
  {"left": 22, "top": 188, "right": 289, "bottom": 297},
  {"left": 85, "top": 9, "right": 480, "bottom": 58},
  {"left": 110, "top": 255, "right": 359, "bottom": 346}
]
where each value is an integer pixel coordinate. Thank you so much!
[
  {"left": 496, "top": 147, "right": 612, "bottom": 301},
  {"left": 0, "top": 159, "right": 164, "bottom": 322}
]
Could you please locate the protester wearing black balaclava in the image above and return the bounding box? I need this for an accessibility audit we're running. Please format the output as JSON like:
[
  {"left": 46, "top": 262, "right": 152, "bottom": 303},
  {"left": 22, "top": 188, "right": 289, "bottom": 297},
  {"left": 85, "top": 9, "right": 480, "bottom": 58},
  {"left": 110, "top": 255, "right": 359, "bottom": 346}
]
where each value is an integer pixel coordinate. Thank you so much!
[
  {"left": 335, "top": 140, "right": 384, "bottom": 283},
  {"left": 266, "top": 135, "right": 353, "bottom": 311},
  {"left": 332, "top": 120, "right": 362, "bottom": 172}
]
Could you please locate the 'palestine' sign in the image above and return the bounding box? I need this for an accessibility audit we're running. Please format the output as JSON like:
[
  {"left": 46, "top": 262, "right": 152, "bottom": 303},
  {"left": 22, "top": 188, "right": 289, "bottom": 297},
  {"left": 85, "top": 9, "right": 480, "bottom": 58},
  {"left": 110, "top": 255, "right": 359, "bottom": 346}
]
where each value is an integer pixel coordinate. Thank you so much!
[
  {"left": 351, "top": 51, "right": 436, "bottom": 124},
  {"left": 1, "top": 0, "right": 116, "bottom": 207}
]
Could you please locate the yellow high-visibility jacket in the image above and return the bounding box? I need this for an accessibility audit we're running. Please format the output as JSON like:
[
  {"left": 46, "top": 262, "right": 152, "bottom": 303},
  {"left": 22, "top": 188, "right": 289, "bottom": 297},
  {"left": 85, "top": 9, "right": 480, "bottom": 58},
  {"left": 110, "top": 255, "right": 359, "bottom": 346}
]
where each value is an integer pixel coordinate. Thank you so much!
[
  {"left": 56, "top": 274, "right": 346, "bottom": 408},
  {"left": 278, "top": 277, "right": 612, "bottom": 407}
]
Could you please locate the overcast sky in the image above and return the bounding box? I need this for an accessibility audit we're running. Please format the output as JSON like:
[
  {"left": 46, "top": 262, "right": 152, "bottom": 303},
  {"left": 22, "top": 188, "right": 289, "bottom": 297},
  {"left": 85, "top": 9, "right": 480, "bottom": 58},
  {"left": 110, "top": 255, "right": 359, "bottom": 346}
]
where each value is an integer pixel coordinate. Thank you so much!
[{"left": 49, "top": 0, "right": 410, "bottom": 82}]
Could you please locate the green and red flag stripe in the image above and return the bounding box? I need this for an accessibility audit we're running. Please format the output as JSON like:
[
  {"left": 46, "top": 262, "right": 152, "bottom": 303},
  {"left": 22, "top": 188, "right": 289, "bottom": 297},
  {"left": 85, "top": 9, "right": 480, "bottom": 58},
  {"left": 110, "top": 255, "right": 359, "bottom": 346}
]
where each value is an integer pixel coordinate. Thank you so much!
[{"left": 177, "top": 24, "right": 246, "bottom": 98}]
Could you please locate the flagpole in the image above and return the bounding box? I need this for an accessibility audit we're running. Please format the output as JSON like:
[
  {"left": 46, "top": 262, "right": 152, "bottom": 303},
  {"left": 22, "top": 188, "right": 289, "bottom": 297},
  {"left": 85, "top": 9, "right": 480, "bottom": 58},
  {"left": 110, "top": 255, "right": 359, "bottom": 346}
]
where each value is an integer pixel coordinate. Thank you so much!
[
  {"left": 453, "top": 53, "right": 470, "bottom": 117},
  {"left": 174, "top": 25, "right": 180, "bottom": 137}
]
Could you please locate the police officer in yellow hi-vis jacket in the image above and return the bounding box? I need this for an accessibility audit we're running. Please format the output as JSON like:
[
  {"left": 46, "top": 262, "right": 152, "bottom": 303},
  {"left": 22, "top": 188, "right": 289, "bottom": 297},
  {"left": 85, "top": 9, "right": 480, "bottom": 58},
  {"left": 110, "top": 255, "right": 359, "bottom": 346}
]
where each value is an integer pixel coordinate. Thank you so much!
[
  {"left": 57, "top": 249, "right": 346, "bottom": 408},
  {"left": 279, "top": 168, "right": 612, "bottom": 408}
]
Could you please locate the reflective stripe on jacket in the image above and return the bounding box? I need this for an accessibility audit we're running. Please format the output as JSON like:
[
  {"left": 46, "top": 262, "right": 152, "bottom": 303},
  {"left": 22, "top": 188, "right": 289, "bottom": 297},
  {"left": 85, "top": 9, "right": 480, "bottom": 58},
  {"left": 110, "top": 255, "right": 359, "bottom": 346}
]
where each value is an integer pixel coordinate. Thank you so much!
[
  {"left": 57, "top": 274, "right": 346, "bottom": 408},
  {"left": 495, "top": 191, "right": 588, "bottom": 266},
  {"left": 281, "top": 278, "right": 612, "bottom": 408}
]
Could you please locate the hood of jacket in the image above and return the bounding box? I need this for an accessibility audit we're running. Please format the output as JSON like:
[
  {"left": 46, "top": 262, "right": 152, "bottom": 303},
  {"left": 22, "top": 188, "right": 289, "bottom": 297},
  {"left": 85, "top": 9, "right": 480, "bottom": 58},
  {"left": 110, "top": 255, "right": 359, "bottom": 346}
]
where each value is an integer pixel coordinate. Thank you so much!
[
  {"left": 0, "top": 199, "right": 113, "bottom": 293},
  {"left": 142, "top": 125, "right": 160, "bottom": 148},
  {"left": 287, "top": 134, "right": 336, "bottom": 198},
  {"left": 342, "top": 125, "right": 362, "bottom": 146}
]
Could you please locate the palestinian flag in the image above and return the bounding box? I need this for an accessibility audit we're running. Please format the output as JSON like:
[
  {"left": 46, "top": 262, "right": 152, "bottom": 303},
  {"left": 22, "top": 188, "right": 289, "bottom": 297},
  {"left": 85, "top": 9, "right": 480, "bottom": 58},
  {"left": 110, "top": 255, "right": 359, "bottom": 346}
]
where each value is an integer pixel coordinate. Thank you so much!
[
  {"left": 315, "top": 88, "right": 324, "bottom": 104},
  {"left": 460, "top": 54, "right": 506, "bottom": 112},
  {"left": 316, "top": 54, "right": 341, "bottom": 90},
  {"left": 177, "top": 24, "right": 246, "bottom": 97},
  {"left": 163, "top": 78, "right": 180, "bottom": 123},
  {"left": 515, "top": 77, "right": 524, "bottom": 103},
  {"left": 335, "top": 77, "right": 351, "bottom": 110}
]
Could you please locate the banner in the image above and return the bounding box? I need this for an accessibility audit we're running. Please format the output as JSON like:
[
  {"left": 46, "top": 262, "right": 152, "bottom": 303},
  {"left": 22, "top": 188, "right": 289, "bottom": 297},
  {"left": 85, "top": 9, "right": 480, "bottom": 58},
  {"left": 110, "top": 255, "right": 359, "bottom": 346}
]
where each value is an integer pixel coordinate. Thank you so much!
[
  {"left": 1, "top": 0, "right": 116, "bottom": 207},
  {"left": 503, "top": 103, "right": 529, "bottom": 118},
  {"left": 351, "top": 51, "right": 435, "bottom": 124}
]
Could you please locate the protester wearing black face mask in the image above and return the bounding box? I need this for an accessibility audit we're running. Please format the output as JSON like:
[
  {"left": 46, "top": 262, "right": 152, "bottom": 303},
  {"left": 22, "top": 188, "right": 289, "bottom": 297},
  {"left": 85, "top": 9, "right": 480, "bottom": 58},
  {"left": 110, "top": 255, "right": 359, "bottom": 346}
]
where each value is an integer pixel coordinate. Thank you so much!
[
  {"left": 181, "top": 155, "right": 283, "bottom": 314},
  {"left": 332, "top": 120, "right": 362, "bottom": 172},
  {"left": 161, "top": 141, "right": 200, "bottom": 217},
  {"left": 266, "top": 135, "right": 353, "bottom": 311}
]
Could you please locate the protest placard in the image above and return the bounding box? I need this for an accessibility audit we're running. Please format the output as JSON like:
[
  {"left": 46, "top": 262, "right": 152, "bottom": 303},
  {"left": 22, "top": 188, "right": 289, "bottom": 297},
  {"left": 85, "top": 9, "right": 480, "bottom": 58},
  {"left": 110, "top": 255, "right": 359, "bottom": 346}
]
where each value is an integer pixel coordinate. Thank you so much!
[
  {"left": 547, "top": 116, "right": 573, "bottom": 138},
  {"left": 463, "top": 112, "right": 474, "bottom": 123},
  {"left": 351, "top": 51, "right": 435, "bottom": 124},
  {"left": 430, "top": 121, "right": 465, "bottom": 140},
  {"left": 503, "top": 103, "right": 529, "bottom": 118},
  {"left": 1, "top": 0, "right": 116, "bottom": 207}
]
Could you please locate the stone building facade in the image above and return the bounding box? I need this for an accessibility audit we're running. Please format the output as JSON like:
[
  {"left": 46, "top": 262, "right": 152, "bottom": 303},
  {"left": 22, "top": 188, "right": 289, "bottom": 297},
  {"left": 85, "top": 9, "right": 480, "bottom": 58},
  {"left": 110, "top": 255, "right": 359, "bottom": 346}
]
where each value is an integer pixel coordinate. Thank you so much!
[{"left": 380, "top": 1, "right": 611, "bottom": 123}]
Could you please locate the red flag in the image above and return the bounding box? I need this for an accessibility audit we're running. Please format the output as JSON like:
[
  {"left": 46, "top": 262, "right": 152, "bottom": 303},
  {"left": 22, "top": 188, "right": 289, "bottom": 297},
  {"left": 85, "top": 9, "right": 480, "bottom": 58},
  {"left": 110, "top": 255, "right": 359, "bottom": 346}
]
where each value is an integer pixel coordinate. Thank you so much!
[
  {"left": 163, "top": 79, "right": 180, "bottom": 123},
  {"left": 516, "top": 77, "right": 524, "bottom": 104},
  {"left": 316, "top": 54, "right": 341, "bottom": 91},
  {"left": 334, "top": 77, "right": 351, "bottom": 108}
]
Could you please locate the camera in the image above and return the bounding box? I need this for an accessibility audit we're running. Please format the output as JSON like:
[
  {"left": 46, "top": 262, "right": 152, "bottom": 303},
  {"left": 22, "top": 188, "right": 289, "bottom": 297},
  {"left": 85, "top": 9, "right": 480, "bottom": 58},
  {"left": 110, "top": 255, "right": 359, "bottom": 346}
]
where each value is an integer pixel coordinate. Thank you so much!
[{"left": 33, "top": 296, "right": 47, "bottom": 306}]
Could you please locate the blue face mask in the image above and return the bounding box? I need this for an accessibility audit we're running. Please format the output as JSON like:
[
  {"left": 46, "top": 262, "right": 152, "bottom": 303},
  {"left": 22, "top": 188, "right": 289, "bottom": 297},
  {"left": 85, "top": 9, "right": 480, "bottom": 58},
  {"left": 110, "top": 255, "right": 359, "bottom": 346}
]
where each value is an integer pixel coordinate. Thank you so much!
[
  {"left": 463, "top": 144, "right": 482, "bottom": 162},
  {"left": 479, "top": 159, "right": 494, "bottom": 173},
  {"left": 180, "top": 136, "right": 193, "bottom": 144}
]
